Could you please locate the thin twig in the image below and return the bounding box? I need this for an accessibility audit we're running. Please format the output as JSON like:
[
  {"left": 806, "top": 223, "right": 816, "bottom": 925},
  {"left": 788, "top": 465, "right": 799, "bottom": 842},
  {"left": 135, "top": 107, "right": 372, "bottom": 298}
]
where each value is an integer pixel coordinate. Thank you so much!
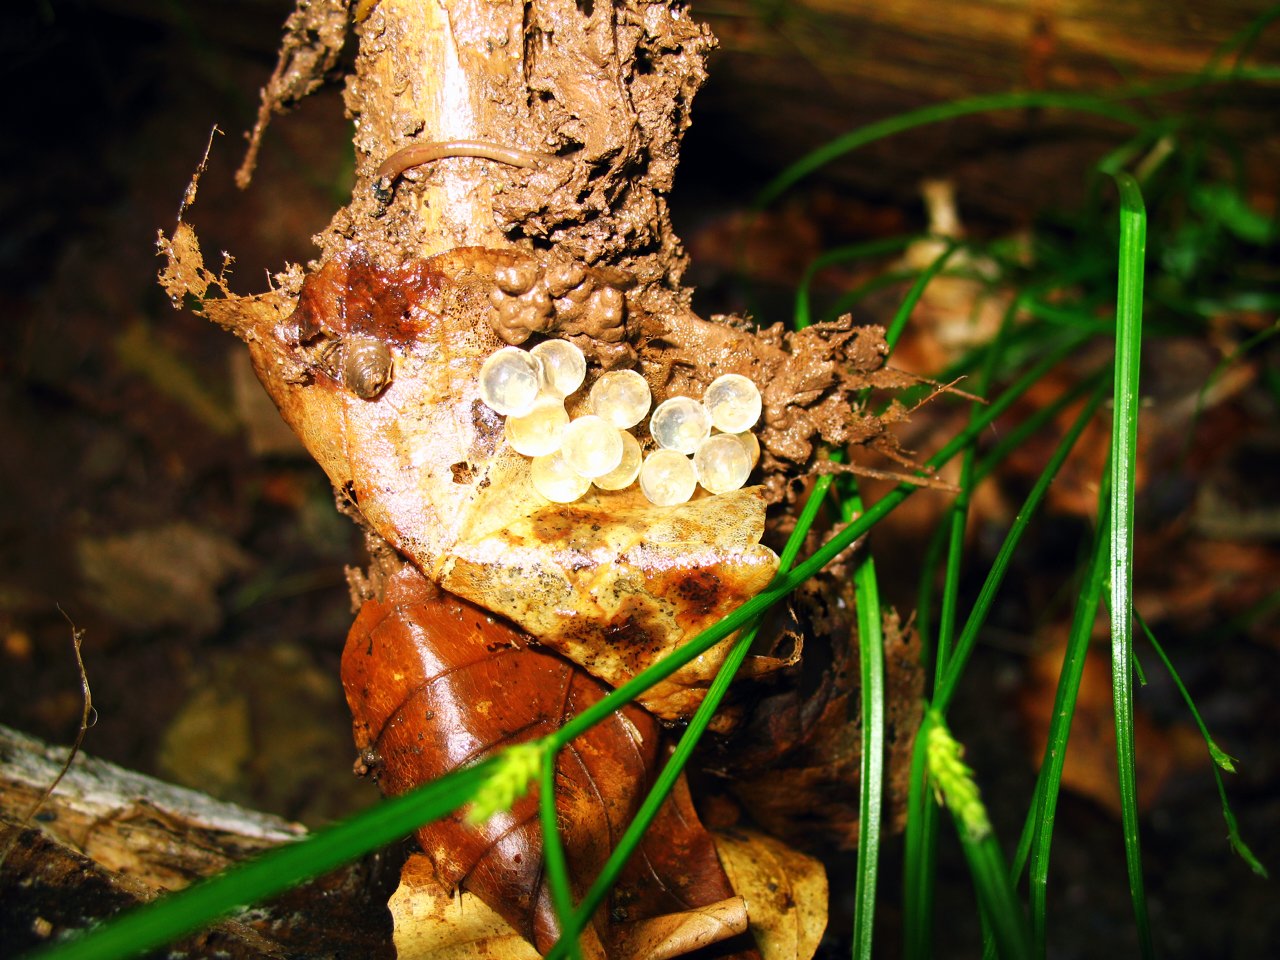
[{"left": 0, "top": 606, "right": 95, "bottom": 867}]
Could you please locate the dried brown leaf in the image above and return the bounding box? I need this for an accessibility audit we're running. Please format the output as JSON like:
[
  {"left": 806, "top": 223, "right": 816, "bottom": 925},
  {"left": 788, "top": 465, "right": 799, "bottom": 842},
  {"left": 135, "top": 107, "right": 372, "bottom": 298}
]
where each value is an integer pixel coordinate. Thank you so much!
[
  {"left": 391, "top": 854, "right": 541, "bottom": 960},
  {"left": 342, "top": 564, "right": 753, "bottom": 958},
  {"left": 712, "top": 828, "right": 828, "bottom": 960}
]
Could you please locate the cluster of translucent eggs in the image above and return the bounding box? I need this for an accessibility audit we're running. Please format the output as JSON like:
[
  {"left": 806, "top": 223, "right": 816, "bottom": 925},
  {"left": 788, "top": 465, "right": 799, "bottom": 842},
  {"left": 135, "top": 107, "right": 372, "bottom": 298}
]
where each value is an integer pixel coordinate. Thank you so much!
[{"left": 478, "top": 339, "right": 763, "bottom": 506}]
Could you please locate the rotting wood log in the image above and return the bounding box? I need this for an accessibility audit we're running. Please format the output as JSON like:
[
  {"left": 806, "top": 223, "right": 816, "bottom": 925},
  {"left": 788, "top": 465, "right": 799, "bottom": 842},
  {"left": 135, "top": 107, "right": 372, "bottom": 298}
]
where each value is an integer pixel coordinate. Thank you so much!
[
  {"left": 0, "top": 724, "right": 398, "bottom": 957},
  {"left": 686, "top": 0, "right": 1280, "bottom": 221}
]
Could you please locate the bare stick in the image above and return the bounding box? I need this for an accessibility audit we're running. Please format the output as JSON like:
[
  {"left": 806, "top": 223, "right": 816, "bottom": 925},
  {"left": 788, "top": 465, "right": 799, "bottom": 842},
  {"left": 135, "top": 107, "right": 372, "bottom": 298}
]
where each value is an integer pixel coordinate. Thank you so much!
[{"left": 0, "top": 607, "right": 95, "bottom": 868}]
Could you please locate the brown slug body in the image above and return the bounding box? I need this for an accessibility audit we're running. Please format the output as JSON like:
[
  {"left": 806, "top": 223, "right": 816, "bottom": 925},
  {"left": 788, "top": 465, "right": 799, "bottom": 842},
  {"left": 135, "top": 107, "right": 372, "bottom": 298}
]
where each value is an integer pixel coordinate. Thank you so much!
[{"left": 341, "top": 336, "right": 394, "bottom": 399}]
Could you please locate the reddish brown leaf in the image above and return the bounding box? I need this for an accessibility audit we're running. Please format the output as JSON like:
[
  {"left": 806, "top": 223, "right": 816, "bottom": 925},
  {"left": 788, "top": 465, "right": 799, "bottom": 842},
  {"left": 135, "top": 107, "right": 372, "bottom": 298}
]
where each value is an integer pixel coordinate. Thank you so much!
[{"left": 341, "top": 563, "right": 753, "bottom": 958}]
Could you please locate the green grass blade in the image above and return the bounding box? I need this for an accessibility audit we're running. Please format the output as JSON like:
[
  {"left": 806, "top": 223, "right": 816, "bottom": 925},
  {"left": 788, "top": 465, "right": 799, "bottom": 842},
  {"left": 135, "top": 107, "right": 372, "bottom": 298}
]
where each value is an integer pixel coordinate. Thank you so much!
[
  {"left": 33, "top": 758, "right": 501, "bottom": 960},
  {"left": 908, "top": 292, "right": 1016, "bottom": 955},
  {"left": 543, "top": 473, "right": 837, "bottom": 960},
  {"left": 794, "top": 236, "right": 917, "bottom": 329},
  {"left": 1136, "top": 613, "right": 1269, "bottom": 878},
  {"left": 907, "top": 385, "right": 1103, "bottom": 958},
  {"left": 883, "top": 242, "right": 960, "bottom": 351},
  {"left": 903, "top": 715, "right": 938, "bottom": 960},
  {"left": 958, "top": 826, "right": 1034, "bottom": 960},
  {"left": 755, "top": 92, "right": 1151, "bottom": 209},
  {"left": 850, "top": 486, "right": 886, "bottom": 960},
  {"left": 1025, "top": 488, "right": 1112, "bottom": 955},
  {"left": 926, "top": 713, "right": 1032, "bottom": 959},
  {"left": 540, "top": 749, "right": 583, "bottom": 960},
  {"left": 934, "top": 388, "right": 1107, "bottom": 715},
  {"left": 1105, "top": 170, "right": 1153, "bottom": 959},
  {"left": 544, "top": 628, "right": 758, "bottom": 960}
]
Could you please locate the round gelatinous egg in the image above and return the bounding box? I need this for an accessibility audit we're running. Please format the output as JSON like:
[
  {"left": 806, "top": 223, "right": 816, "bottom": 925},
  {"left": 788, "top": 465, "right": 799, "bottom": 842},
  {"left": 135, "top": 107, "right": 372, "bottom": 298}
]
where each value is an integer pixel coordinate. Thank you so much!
[
  {"left": 479, "top": 346, "right": 542, "bottom": 416},
  {"left": 703, "top": 373, "right": 762, "bottom": 433},
  {"left": 593, "top": 431, "right": 642, "bottom": 490},
  {"left": 589, "top": 370, "right": 651, "bottom": 429},
  {"left": 505, "top": 395, "right": 569, "bottom": 457},
  {"left": 649, "top": 396, "right": 712, "bottom": 455},
  {"left": 639, "top": 449, "right": 697, "bottom": 506},
  {"left": 731, "top": 430, "right": 761, "bottom": 468},
  {"left": 530, "top": 450, "right": 592, "bottom": 503},
  {"left": 560, "top": 415, "right": 624, "bottom": 478},
  {"left": 530, "top": 338, "right": 586, "bottom": 399},
  {"left": 694, "top": 433, "right": 753, "bottom": 495}
]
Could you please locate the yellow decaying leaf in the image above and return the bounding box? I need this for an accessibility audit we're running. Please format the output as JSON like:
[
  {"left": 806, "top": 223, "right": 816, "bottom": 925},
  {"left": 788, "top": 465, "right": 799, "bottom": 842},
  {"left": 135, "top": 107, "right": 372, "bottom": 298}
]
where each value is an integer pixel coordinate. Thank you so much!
[
  {"left": 392, "top": 853, "right": 749, "bottom": 960},
  {"left": 391, "top": 854, "right": 544, "bottom": 960},
  {"left": 713, "top": 828, "right": 828, "bottom": 960},
  {"left": 613, "top": 897, "right": 748, "bottom": 960}
]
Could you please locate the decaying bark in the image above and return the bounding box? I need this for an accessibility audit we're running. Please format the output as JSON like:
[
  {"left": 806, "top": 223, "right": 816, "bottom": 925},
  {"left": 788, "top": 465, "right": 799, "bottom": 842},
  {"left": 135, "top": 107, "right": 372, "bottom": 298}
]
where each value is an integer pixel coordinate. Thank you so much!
[{"left": 0, "top": 724, "right": 396, "bottom": 957}]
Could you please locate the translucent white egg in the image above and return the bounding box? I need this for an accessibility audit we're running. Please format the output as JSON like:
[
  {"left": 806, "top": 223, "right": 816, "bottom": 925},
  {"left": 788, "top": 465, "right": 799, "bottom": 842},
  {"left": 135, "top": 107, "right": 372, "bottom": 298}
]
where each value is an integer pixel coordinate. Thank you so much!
[
  {"left": 639, "top": 449, "right": 697, "bottom": 506},
  {"left": 589, "top": 370, "right": 651, "bottom": 429},
  {"left": 593, "top": 431, "right": 642, "bottom": 491},
  {"left": 649, "top": 396, "right": 712, "bottom": 455},
  {"left": 505, "top": 395, "right": 569, "bottom": 457},
  {"left": 561, "top": 415, "right": 624, "bottom": 478},
  {"left": 694, "top": 434, "right": 753, "bottom": 495},
  {"left": 703, "top": 373, "right": 762, "bottom": 433},
  {"left": 530, "top": 338, "right": 586, "bottom": 399},
  {"left": 730, "top": 430, "right": 760, "bottom": 468},
  {"left": 479, "top": 346, "right": 542, "bottom": 416},
  {"left": 530, "top": 450, "right": 592, "bottom": 503}
]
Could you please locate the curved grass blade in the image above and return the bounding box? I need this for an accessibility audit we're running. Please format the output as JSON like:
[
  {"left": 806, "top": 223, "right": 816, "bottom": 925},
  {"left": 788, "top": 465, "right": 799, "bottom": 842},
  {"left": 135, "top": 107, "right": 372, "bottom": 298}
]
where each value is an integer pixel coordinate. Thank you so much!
[
  {"left": 755, "top": 92, "right": 1151, "bottom": 209},
  {"left": 1136, "top": 612, "right": 1268, "bottom": 878},
  {"left": 755, "top": 71, "right": 1280, "bottom": 211},
  {"left": 33, "top": 757, "right": 500, "bottom": 960},
  {"left": 1105, "top": 170, "right": 1153, "bottom": 959},
  {"left": 542, "top": 473, "right": 835, "bottom": 960},
  {"left": 540, "top": 748, "right": 583, "bottom": 960},
  {"left": 793, "top": 236, "right": 916, "bottom": 330},
  {"left": 850, "top": 484, "right": 887, "bottom": 960},
  {"left": 1023, "top": 484, "right": 1112, "bottom": 956},
  {"left": 906, "top": 382, "right": 1104, "bottom": 959}
]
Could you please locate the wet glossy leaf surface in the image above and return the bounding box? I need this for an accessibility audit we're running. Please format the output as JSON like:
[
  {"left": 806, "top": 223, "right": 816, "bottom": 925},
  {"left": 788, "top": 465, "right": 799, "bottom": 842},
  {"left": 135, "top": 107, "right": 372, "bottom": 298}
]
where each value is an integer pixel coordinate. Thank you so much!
[{"left": 342, "top": 564, "right": 756, "bottom": 958}]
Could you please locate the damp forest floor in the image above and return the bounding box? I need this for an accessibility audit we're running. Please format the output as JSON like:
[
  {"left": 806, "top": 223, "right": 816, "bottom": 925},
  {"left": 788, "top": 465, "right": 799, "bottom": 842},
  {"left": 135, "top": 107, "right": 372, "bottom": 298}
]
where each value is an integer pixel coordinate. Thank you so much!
[{"left": 2, "top": 4, "right": 1278, "bottom": 959}]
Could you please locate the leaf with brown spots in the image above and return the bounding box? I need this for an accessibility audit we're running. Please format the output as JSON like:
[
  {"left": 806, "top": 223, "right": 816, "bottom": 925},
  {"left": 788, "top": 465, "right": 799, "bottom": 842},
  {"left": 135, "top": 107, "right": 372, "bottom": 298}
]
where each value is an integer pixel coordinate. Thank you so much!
[{"left": 341, "top": 563, "right": 756, "bottom": 959}]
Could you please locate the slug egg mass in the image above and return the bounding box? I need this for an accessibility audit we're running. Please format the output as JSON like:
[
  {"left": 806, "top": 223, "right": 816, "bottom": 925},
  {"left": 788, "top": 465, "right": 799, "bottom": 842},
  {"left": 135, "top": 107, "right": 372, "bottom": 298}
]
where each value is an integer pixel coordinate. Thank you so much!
[
  {"left": 593, "top": 430, "right": 642, "bottom": 491},
  {"left": 530, "top": 450, "right": 592, "bottom": 503},
  {"left": 479, "top": 346, "right": 543, "bottom": 416},
  {"left": 589, "top": 370, "right": 652, "bottom": 429},
  {"left": 561, "top": 415, "right": 625, "bottom": 479},
  {"left": 703, "top": 374, "right": 762, "bottom": 434},
  {"left": 639, "top": 450, "right": 698, "bottom": 506},
  {"left": 650, "top": 396, "right": 712, "bottom": 455},
  {"left": 505, "top": 395, "right": 569, "bottom": 457},
  {"left": 694, "top": 434, "right": 753, "bottom": 495},
  {"left": 530, "top": 338, "right": 586, "bottom": 398}
]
